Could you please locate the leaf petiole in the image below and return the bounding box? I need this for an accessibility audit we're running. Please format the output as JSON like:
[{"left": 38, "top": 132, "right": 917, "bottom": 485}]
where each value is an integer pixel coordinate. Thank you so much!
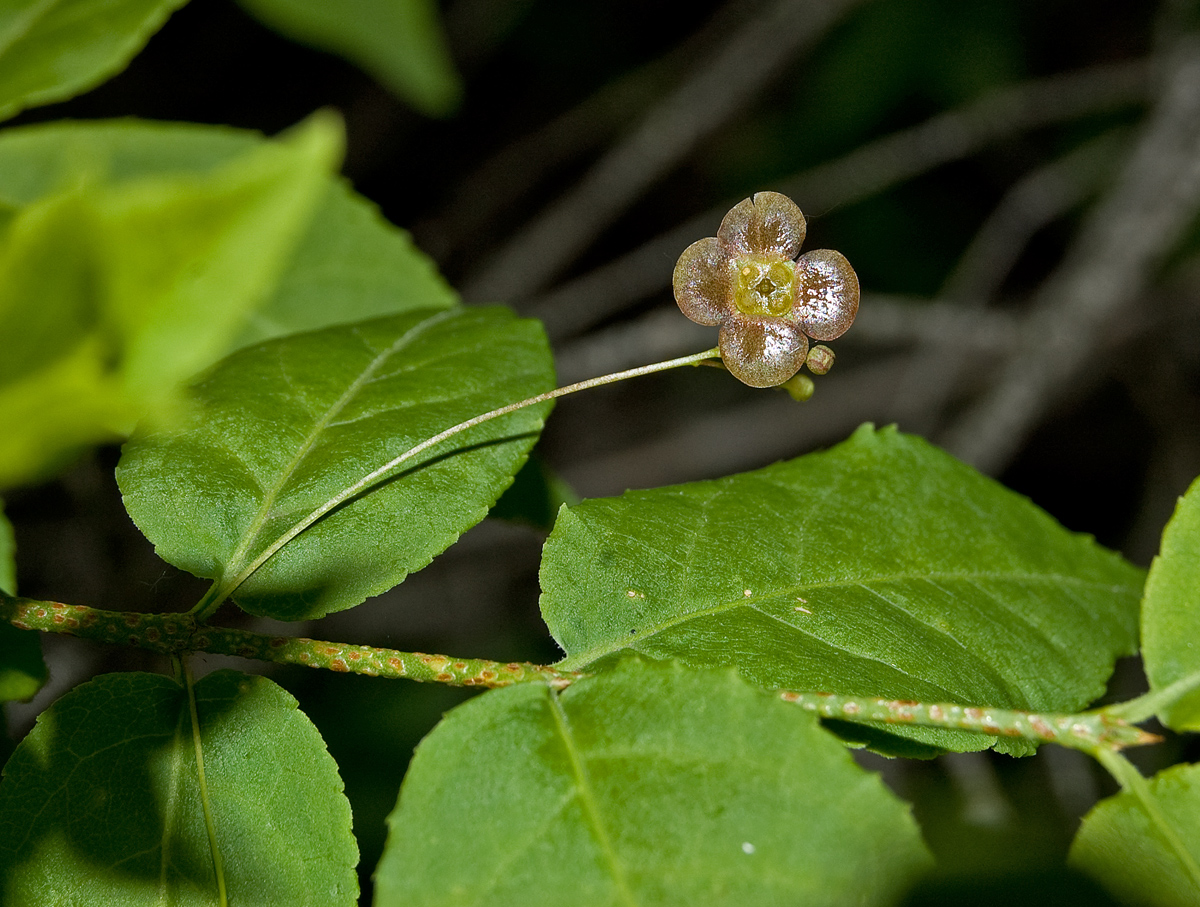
[{"left": 191, "top": 346, "right": 721, "bottom": 621}]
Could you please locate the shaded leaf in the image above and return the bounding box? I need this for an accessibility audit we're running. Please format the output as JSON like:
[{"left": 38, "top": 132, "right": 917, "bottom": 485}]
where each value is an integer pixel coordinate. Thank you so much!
[
  {"left": 0, "top": 0, "right": 187, "bottom": 122},
  {"left": 1070, "top": 762, "right": 1200, "bottom": 907},
  {"left": 0, "top": 114, "right": 342, "bottom": 488},
  {"left": 0, "top": 500, "right": 44, "bottom": 701},
  {"left": 375, "top": 658, "right": 930, "bottom": 906},
  {"left": 0, "top": 670, "right": 357, "bottom": 905},
  {"left": 540, "top": 425, "right": 1142, "bottom": 755},
  {"left": 235, "top": 0, "right": 461, "bottom": 116},
  {"left": 117, "top": 307, "right": 555, "bottom": 620},
  {"left": 1141, "top": 476, "right": 1200, "bottom": 731}
]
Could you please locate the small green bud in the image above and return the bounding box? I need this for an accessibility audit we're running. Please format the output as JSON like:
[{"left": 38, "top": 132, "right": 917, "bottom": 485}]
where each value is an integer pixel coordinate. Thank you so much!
[
  {"left": 782, "top": 373, "right": 815, "bottom": 402},
  {"left": 805, "top": 345, "right": 835, "bottom": 375}
]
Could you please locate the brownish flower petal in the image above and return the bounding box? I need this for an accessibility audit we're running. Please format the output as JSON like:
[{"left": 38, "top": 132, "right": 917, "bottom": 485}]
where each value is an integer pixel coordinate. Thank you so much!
[
  {"left": 795, "top": 249, "right": 859, "bottom": 341},
  {"left": 716, "top": 191, "right": 807, "bottom": 259},
  {"left": 718, "top": 315, "right": 809, "bottom": 388},
  {"left": 673, "top": 236, "right": 733, "bottom": 326}
]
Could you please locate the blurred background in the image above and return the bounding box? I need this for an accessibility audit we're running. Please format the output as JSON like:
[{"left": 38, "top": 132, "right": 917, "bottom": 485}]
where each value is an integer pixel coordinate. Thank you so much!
[{"left": 5, "top": 0, "right": 1200, "bottom": 902}]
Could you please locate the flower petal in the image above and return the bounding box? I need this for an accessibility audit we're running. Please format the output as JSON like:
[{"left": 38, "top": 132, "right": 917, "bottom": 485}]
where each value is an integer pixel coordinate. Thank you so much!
[
  {"left": 673, "top": 236, "right": 733, "bottom": 326},
  {"left": 718, "top": 315, "right": 809, "bottom": 388},
  {"left": 717, "top": 191, "right": 807, "bottom": 259},
  {"left": 795, "top": 249, "right": 859, "bottom": 340}
]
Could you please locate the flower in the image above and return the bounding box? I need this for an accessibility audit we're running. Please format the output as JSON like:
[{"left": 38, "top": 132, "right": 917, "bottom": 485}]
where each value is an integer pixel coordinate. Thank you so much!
[{"left": 672, "top": 191, "right": 859, "bottom": 387}]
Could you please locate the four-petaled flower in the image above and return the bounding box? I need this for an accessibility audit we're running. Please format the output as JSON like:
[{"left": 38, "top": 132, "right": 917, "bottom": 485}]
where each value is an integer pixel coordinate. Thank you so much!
[{"left": 673, "top": 191, "right": 859, "bottom": 387}]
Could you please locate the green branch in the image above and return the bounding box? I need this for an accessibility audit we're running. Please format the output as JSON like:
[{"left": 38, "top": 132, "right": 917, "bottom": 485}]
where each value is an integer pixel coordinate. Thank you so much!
[
  {"left": 3, "top": 593, "right": 1162, "bottom": 751},
  {"left": 777, "top": 689, "right": 1159, "bottom": 752},
  {"left": 1, "top": 594, "right": 580, "bottom": 689}
]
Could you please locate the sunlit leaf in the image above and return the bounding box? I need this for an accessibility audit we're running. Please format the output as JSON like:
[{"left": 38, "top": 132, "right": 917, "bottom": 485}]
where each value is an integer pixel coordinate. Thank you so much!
[
  {"left": 0, "top": 499, "right": 43, "bottom": 702},
  {"left": 0, "top": 670, "right": 357, "bottom": 905},
  {"left": 1141, "top": 476, "right": 1200, "bottom": 731},
  {"left": 0, "top": 118, "right": 457, "bottom": 350},
  {"left": 235, "top": 0, "right": 461, "bottom": 116},
  {"left": 540, "top": 425, "right": 1142, "bottom": 755},
  {"left": 0, "top": 115, "right": 342, "bottom": 488},
  {"left": 1070, "top": 762, "right": 1200, "bottom": 907},
  {"left": 117, "top": 307, "right": 555, "bottom": 620},
  {"left": 0, "top": 0, "right": 188, "bottom": 122},
  {"left": 375, "top": 658, "right": 930, "bottom": 905}
]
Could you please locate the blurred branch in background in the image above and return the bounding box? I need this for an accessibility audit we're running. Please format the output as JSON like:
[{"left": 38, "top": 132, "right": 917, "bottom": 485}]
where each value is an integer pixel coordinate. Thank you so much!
[
  {"left": 886, "top": 133, "right": 1125, "bottom": 436},
  {"left": 460, "top": 0, "right": 867, "bottom": 302},
  {"left": 943, "top": 39, "right": 1200, "bottom": 473},
  {"left": 420, "top": 0, "right": 758, "bottom": 266},
  {"left": 526, "top": 58, "right": 1151, "bottom": 341}
]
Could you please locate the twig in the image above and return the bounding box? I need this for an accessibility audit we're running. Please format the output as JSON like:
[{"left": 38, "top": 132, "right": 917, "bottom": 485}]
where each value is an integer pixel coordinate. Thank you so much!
[
  {"left": 3, "top": 596, "right": 1160, "bottom": 752},
  {"left": 887, "top": 133, "right": 1124, "bottom": 433},
  {"left": 421, "top": 0, "right": 759, "bottom": 262},
  {"left": 1, "top": 596, "right": 582, "bottom": 689},
  {"left": 779, "top": 689, "right": 1160, "bottom": 752},
  {"left": 462, "top": 0, "right": 865, "bottom": 302},
  {"left": 527, "top": 59, "right": 1151, "bottom": 340},
  {"left": 943, "top": 40, "right": 1200, "bottom": 473},
  {"left": 559, "top": 357, "right": 910, "bottom": 496},
  {"left": 553, "top": 294, "right": 1019, "bottom": 384}
]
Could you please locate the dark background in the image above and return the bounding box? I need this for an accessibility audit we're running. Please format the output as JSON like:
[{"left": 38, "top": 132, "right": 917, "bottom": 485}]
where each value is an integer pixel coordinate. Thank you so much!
[{"left": 5, "top": 1, "right": 1200, "bottom": 902}]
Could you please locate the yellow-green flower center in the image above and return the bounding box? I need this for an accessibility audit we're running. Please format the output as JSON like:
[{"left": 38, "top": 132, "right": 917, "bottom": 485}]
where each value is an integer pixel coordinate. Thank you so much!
[{"left": 733, "top": 258, "right": 795, "bottom": 317}]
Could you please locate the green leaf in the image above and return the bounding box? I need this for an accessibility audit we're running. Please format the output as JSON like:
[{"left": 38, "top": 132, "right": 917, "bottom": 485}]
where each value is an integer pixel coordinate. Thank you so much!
[
  {"left": 1141, "top": 476, "right": 1200, "bottom": 731},
  {"left": 375, "top": 658, "right": 931, "bottom": 905},
  {"left": 540, "top": 425, "right": 1142, "bottom": 755},
  {"left": 0, "top": 118, "right": 456, "bottom": 347},
  {"left": 0, "top": 114, "right": 342, "bottom": 488},
  {"left": 0, "top": 499, "right": 44, "bottom": 701},
  {"left": 0, "top": 0, "right": 188, "bottom": 122},
  {"left": 235, "top": 0, "right": 461, "bottom": 116},
  {"left": 117, "top": 307, "right": 555, "bottom": 620},
  {"left": 0, "top": 669, "right": 357, "bottom": 905},
  {"left": 1070, "top": 762, "right": 1200, "bottom": 907},
  {"left": 233, "top": 177, "right": 456, "bottom": 347}
]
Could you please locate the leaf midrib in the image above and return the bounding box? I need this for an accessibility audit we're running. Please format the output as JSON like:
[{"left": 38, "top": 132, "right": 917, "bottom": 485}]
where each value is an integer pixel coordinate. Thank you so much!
[
  {"left": 548, "top": 693, "right": 639, "bottom": 907},
  {"left": 219, "top": 308, "right": 458, "bottom": 585}
]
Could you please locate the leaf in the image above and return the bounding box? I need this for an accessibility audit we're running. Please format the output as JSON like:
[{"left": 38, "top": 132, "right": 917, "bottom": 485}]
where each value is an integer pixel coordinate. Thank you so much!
[
  {"left": 0, "top": 499, "right": 44, "bottom": 701},
  {"left": 235, "top": 0, "right": 461, "bottom": 116},
  {"left": 0, "top": 114, "right": 342, "bottom": 488},
  {"left": 0, "top": 669, "right": 357, "bottom": 905},
  {"left": 232, "top": 177, "right": 456, "bottom": 347},
  {"left": 540, "top": 425, "right": 1142, "bottom": 755},
  {"left": 1070, "top": 762, "right": 1200, "bottom": 907},
  {"left": 374, "top": 658, "right": 931, "bottom": 906},
  {"left": 0, "top": 0, "right": 188, "bottom": 122},
  {"left": 117, "top": 307, "right": 555, "bottom": 621},
  {"left": 0, "top": 118, "right": 456, "bottom": 347},
  {"left": 1140, "top": 476, "right": 1200, "bottom": 731}
]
